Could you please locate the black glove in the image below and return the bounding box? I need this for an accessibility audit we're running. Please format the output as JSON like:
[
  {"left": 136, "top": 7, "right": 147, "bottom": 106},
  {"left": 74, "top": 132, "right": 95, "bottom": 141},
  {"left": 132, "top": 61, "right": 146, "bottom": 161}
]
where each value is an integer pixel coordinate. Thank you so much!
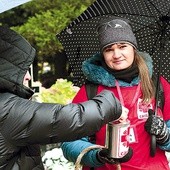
[
  {"left": 145, "top": 109, "right": 170, "bottom": 144},
  {"left": 96, "top": 147, "right": 133, "bottom": 164}
]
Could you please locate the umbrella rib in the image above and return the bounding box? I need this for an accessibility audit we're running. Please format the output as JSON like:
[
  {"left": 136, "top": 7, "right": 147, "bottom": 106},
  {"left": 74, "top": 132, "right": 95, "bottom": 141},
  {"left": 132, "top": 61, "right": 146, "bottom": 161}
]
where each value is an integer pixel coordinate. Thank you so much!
[
  {"left": 134, "top": 23, "right": 162, "bottom": 33},
  {"left": 109, "top": 12, "right": 155, "bottom": 18},
  {"left": 106, "top": 0, "right": 115, "bottom": 13},
  {"left": 70, "top": 0, "right": 105, "bottom": 27},
  {"left": 92, "top": 1, "right": 104, "bottom": 16},
  {"left": 100, "top": 0, "right": 110, "bottom": 14},
  {"left": 144, "top": 0, "right": 165, "bottom": 16}
]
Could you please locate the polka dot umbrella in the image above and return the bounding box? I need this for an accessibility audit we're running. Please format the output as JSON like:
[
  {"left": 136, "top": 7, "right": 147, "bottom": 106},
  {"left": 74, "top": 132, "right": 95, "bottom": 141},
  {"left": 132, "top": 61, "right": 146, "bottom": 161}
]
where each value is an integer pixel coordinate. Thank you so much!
[{"left": 57, "top": 0, "right": 170, "bottom": 88}]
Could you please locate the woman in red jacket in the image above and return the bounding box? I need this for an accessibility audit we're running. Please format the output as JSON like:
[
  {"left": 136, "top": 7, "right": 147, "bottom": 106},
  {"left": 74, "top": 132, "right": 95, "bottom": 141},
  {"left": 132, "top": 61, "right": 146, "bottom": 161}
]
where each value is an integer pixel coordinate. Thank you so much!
[{"left": 61, "top": 17, "right": 170, "bottom": 170}]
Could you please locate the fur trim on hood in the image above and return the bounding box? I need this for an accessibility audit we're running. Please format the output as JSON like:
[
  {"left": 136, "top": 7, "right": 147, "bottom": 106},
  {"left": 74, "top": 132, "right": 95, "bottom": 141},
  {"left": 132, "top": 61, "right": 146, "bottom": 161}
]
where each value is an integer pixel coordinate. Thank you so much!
[{"left": 82, "top": 51, "right": 153, "bottom": 87}]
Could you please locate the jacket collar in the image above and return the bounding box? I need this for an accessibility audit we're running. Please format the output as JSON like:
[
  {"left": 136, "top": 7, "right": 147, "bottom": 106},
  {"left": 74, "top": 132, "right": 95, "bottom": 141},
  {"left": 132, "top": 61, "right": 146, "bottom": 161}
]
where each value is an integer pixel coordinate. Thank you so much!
[{"left": 82, "top": 51, "right": 153, "bottom": 87}]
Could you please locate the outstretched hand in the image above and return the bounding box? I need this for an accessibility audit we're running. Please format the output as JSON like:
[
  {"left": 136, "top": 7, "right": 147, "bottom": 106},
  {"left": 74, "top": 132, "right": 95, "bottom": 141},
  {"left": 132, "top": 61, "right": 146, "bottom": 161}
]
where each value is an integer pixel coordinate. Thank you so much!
[{"left": 116, "top": 105, "right": 129, "bottom": 123}]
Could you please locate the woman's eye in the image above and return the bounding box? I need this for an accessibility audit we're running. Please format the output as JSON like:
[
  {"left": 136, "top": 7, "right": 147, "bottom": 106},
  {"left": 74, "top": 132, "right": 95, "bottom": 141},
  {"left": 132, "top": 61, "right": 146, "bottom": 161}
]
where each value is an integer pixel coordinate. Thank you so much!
[
  {"left": 120, "top": 45, "right": 126, "bottom": 49},
  {"left": 105, "top": 48, "right": 112, "bottom": 52}
]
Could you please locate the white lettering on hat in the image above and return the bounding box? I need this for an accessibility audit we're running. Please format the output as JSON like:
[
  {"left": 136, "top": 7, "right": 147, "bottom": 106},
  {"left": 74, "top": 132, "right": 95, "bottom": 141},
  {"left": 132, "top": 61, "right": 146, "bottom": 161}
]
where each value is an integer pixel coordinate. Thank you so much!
[{"left": 115, "top": 24, "right": 123, "bottom": 28}]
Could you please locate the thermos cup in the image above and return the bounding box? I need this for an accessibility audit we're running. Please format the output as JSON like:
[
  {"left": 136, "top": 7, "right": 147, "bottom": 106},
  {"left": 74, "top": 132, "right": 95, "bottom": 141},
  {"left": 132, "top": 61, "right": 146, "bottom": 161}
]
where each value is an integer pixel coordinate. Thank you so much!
[{"left": 105, "top": 120, "right": 130, "bottom": 158}]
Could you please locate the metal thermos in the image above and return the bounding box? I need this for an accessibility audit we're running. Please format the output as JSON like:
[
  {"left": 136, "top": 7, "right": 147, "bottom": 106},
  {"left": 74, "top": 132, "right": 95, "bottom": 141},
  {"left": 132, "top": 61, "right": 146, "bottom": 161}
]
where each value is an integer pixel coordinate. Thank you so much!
[{"left": 105, "top": 120, "right": 130, "bottom": 158}]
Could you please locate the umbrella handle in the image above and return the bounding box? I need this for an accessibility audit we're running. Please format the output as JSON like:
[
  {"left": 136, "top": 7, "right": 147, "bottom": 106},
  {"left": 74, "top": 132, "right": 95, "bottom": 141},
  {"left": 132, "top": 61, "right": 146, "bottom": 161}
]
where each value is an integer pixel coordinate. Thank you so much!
[
  {"left": 150, "top": 135, "right": 156, "bottom": 157},
  {"left": 148, "top": 109, "right": 157, "bottom": 157}
]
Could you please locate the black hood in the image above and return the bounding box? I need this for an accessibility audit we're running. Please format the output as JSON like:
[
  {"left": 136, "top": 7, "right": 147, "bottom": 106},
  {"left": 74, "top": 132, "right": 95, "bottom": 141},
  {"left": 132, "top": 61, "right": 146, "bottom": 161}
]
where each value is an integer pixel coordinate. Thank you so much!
[{"left": 0, "top": 26, "right": 35, "bottom": 99}]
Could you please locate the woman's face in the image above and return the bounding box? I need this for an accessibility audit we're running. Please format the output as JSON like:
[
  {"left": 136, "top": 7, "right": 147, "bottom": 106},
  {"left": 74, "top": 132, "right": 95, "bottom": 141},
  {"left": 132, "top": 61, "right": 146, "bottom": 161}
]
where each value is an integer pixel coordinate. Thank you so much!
[
  {"left": 103, "top": 43, "right": 135, "bottom": 70},
  {"left": 23, "top": 71, "right": 31, "bottom": 87}
]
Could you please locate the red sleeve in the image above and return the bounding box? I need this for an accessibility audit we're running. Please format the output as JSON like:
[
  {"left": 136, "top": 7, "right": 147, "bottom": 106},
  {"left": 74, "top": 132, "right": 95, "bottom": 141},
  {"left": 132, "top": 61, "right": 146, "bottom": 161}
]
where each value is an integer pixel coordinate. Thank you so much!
[{"left": 160, "top": 76, "right": 170, "bottom": 120}]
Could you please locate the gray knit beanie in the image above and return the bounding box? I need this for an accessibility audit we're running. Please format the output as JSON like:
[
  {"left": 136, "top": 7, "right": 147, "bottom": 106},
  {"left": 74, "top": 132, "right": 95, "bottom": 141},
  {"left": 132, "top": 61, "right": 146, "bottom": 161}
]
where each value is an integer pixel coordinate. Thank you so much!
[{"left": 96, "top": 17, "right": 138, "bottom": 51}]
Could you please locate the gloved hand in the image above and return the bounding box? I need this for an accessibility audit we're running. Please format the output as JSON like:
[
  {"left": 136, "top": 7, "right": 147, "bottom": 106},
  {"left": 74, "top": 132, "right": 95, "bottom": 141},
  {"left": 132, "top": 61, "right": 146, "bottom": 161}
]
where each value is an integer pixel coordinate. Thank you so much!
[
  {"left": 145, "top": 109, "right": 170, "bottom": 144},
  {"left": 96, "top": 147, "right": 133, "bottom": 164}
]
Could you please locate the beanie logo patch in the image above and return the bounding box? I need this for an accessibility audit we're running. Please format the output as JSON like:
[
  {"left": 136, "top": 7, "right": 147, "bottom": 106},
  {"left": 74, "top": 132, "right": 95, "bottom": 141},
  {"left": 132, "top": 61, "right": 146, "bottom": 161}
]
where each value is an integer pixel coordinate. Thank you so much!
[{"left": 115, "top": 24, "right": 123, "bottom": 28}]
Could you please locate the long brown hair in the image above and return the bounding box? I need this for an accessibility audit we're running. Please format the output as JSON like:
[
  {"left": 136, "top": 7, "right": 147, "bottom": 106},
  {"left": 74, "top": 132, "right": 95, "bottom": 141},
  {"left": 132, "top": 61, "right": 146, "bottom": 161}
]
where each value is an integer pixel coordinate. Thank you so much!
[{"left": 135, "top": 51, "right": 155, "bottom": 103}]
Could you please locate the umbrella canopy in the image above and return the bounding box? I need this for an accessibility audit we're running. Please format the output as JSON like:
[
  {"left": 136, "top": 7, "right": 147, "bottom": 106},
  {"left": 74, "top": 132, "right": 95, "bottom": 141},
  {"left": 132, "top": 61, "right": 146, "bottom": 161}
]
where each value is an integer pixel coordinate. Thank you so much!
[
  {"left": 0, "top": 0, "right": 31, "bottom": 13},
  {"left": 57, "top": 0, "right": 170, "bottom": 88}
]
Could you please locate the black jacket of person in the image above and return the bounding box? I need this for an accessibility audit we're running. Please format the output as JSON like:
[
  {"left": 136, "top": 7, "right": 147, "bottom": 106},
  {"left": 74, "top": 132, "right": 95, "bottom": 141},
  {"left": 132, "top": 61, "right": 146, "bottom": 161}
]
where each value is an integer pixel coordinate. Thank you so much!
[{"left": 0, "top": 26, "right": 122, "bottom": 169}]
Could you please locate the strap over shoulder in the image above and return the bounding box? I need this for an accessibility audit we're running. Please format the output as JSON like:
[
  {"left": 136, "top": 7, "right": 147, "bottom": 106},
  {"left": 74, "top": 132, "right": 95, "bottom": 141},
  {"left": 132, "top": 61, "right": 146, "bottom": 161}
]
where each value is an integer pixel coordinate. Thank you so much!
[{"left": 85, "top": 81, "right": 98, "bottom": 100}]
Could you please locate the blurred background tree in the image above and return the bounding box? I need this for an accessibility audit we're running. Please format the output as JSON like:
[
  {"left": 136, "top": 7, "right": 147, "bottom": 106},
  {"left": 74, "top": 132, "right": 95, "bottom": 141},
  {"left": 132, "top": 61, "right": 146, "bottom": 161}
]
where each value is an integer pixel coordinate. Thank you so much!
[
  {"left": 0, "top": 0, "right": 95, "bottom": 87},
  {"left": 40, "top": 79, "right": 79, "bottom": 104}
]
